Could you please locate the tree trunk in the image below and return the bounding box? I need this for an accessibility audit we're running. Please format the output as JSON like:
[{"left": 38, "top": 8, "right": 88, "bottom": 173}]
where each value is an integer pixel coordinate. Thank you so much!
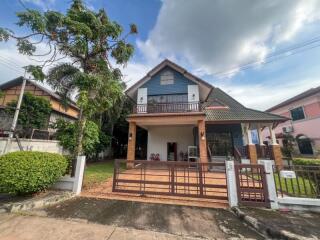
[
  {"left": 71, "top": 108, "right": 86, "bottom": 177},
  {"left": 74, "top": 108, "right": 86, "bottom": 157}
]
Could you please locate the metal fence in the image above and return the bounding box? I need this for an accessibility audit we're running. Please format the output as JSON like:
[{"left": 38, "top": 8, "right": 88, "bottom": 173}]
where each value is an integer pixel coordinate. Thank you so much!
[
  {"left": 112, "top": 160, "right": 228, "bottom": 200},
  {"left": 273, "top": 165, "right": 320, "bottom": 198}
]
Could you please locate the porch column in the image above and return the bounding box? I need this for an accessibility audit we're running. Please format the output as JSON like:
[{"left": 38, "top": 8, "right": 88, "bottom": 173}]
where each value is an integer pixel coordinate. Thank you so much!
[
  {"left": 269, "top": 125, "right": 283, "bottom": 167},
  {"left": 257, "top": 125, "right": 266, "bottom": 159},
  {"left": 257, "top": 125, "right": 264, "bottom": 146},
  {"left": 245, "top": 123, "right": 257, "bottom": 164},
  {"left": 127, "top": 121, "right": 136, "bottom": 168},
  {"left": 198, "top": 120, "right": 208, "bottom": 164}
]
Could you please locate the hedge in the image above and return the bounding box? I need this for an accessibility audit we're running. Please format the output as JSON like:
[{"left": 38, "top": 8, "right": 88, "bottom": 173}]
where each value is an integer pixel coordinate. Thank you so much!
[
  {"left": 293, "top": 158, "right": 320, "bottom": 166},
  {"left": 0, "top": 151, "right": 68, "bottom": 195}
]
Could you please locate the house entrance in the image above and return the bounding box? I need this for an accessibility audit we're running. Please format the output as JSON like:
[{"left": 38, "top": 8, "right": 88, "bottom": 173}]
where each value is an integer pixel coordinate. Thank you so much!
[
  {"left": 167, "top": 142, "right": 177, "bottom": 161},
  {"left": 207, "top": 132, "right": 234, "bottom": 156}
]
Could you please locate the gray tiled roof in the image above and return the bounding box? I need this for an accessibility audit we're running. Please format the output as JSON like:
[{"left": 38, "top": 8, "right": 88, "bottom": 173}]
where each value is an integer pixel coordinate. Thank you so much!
[{"left": 204, "top": 88, "right": 288, "bottom": 122}]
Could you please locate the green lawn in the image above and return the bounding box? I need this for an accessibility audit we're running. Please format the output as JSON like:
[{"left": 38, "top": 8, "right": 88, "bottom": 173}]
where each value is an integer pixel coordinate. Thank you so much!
[
  {"left": 273, "top": 174, "right": 317, "bottom": 197},
  {"left": 83, "top": 161, "right": 116, "bottom": 189}
]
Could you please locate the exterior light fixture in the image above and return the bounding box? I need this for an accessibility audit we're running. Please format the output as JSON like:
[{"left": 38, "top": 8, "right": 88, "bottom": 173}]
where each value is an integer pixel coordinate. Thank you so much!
[
  {"left": 140, "top": 97, "right": 143, "bottom": 103},
  {"left": 201, "top": 131, "right": 205, "bottom": 140},
  {"left": 192, "top": 93, "right": 195, "bottom": 100},
  {"left": 129, "top": 133, "right": 132, "bottom": 140}
]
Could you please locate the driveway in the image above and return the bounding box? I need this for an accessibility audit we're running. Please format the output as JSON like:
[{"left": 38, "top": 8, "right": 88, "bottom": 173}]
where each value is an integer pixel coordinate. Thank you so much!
[{"left": 41, "top": 197, "right": 262, "bottom": 239}]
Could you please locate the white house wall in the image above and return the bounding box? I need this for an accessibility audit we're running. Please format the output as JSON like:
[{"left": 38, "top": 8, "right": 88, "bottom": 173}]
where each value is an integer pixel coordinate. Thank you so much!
[{"left": 147, "top": 125, "right": 194, "bottom": 161}]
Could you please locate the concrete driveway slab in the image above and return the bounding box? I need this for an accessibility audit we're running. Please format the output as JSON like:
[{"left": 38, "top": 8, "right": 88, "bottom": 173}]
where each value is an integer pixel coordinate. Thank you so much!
[
  {"left": 0, "top": 213, "right": 210, "bottom": 240},
  {"left": 43, "top": 197, "right": 263, "bottom": 239},
  {"left": 0, "top": 213, "right": 114, "bottom": 240}
]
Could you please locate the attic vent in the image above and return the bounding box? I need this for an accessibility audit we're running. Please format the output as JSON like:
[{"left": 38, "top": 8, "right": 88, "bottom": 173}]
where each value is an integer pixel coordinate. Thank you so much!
[
  {"left": 160, "top": 71, "right": 174, "bottom": 85},
  {"left": 205, "top": 99, "right": 229, "bottom": 110}
]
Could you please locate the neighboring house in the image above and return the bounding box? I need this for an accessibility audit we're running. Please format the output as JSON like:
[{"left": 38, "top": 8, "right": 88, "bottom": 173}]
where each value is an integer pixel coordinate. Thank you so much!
[
  {"left": 0, "top": 76, "right": 79, "bottom": 138},
  {"left": 125, "top": 60, "right": 287, "bottom": 166},
  {"left": 264, "top": 86, "right": 320, "bottom": 157}
]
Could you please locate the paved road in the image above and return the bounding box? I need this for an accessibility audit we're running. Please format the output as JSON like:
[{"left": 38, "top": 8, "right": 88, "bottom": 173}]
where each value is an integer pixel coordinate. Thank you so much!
[{"left": 0, "top": 213, "right": 202, "bottom": 240}]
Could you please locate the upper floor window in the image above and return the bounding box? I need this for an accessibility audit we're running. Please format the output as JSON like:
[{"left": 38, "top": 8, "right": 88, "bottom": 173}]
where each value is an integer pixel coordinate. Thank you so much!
[
  {"left": 290, "top": 106, "right": 305, "bottom": 121},
  {"left": 160, "top": 71, "right": 174, "bottom": 85},
  {"left": 148, "top": 94, "right": 188, "bottom": 103}
]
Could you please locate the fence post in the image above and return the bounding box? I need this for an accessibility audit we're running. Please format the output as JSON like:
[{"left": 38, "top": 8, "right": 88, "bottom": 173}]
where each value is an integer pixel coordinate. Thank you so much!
[
  {"left": 72, "top": 155, "right": 86, "bottom": 195},
  {"left": 225, "top": 160, "right": 238, "bottom": 207},
  {"left": 260, "top": 160, "right": 279, "bottom": 209}
]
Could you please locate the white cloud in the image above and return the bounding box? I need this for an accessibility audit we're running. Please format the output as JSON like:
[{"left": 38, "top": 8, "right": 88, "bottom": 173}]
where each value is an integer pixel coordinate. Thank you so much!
[
  {"left": 138, "top": 0, "right": 320, "bottom": 76},
  {"left": 120, "top": 62, "right": 152, "bottom": 89},
  {"left": 22, "top": 0, "right": 55, "bottom": 10},
  {"left": 216, "top": 77, "right": 320, "bottom": 111}
]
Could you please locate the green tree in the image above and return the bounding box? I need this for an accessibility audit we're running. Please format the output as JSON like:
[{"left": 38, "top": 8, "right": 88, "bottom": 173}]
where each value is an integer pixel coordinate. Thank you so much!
[
  {"left": 0, "top": 0, "right": 137, "bottom": 157},
  {"left": 53, "top": 119, "right": 101, "bottom": 157},
  {"left": 6, "top": 92, "right": 51, "bottom": 137}
]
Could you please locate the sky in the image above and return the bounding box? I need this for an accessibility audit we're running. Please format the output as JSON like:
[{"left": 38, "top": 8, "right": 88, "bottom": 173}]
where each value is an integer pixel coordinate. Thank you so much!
[{"left": 0, "top": 0, "right": 320, "bottom": 110}]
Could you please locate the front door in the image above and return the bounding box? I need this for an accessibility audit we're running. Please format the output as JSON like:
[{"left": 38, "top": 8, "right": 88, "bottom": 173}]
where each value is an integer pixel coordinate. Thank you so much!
[
  {"left": 167, "top": 142, "right": 177, "bottom": 161},
  {"left": 207, "top": 132, "right": 233, "bottom": 157}
]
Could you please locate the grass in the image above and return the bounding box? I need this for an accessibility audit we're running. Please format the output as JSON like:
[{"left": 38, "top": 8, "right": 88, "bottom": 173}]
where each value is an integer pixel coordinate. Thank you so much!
[
  {"left": 251, "top": 171, "right": 318, "bottom": 198},
  {"left": 83, "top": 161, "right": 119, "bottom": 189},
  {"left": 273, "top": 174, "right": 317, "bottom": 197}
]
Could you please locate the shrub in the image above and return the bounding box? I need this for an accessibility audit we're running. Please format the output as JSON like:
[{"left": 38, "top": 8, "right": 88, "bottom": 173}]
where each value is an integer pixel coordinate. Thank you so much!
[
  {"left": 0, "top": 151, "right": 68, "bottom": 195},
  {"left": 293, "top": 158, "right": 320, "bottom": 166}
]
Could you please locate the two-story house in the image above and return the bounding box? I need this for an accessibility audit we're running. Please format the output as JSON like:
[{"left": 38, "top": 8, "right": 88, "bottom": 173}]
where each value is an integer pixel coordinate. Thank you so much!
[
  {"left": 264, "top": 86, "right": 320, "bottom": 157},
  {"left": 0, "top": 77, "right": 79, "bottom": 138},
  {"left": 125, "top": 60, "right": 287, "bottom": 166}
]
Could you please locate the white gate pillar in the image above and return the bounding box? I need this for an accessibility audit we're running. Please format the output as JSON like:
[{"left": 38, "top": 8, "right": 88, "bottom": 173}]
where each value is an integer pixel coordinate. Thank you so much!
[
  {"left": 260, "top": 160, "right": 279, "bottom": 209},
  {"left": 226, "top": 160, "right": 238, "bottom": 207},
  {"left": 73, "top": 155, "right": 86, "bottom": 195}
]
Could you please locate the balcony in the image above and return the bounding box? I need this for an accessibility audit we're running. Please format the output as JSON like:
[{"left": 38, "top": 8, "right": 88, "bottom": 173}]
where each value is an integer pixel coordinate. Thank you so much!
[{"left": 132, "top": 102, "right": 201, "bottom": 114}]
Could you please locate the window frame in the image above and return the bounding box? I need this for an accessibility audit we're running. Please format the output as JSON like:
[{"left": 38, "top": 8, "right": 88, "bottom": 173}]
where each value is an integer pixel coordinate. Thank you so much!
[
  {"left": 160, "top": 71, "right": 174, "bottom": 85},
  {"left": 290, "top": 106, "right": 306, "bottom": 121}
]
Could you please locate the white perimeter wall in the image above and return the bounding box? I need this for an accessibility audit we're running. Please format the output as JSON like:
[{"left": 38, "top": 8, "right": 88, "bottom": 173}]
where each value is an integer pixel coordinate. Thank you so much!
[
  {"left": 147, "top": 126, "right": 194, "bottom": 161},
  {"left": 0, "top": 138, "right": 68, "bottom": 155}
]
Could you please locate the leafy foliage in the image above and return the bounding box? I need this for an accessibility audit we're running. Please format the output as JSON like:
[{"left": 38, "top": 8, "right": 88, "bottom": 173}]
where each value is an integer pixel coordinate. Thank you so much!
[
  {"left": 293, "top": 158, "right": 320, "bottom": 166},
  {"left": 0, "top": 0, "right": 137, "bottom": 156},
  {"left": 6, "top": 92, "right": 51, "bottom": 137},
  {"left": 53, "top": 119, "right": 103, "bottom": 156},
  {"left": 0, "top": 151, "right": 68, "bottom": 195},
  {"left": 281, "top": 133, "right": 295, "bottom": 157}
]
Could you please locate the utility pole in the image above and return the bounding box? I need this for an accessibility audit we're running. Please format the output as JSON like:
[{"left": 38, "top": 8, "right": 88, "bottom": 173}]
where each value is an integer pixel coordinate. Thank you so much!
[{"left": 2, "top": 74, "right": 28, "bottom": 154}]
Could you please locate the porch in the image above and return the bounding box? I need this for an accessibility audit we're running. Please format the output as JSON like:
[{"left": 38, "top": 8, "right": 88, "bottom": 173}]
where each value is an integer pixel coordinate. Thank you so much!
[{"left": 126, "top": 112, "right": 283, "bottom": 166}]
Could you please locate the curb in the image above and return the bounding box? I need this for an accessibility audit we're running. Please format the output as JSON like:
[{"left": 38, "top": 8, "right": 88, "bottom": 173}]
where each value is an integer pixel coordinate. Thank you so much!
[
  {"left": 0, "top": 191, "right": 75, "bottom": 213},
  {"left": 231, "top": 207, "right": 311, "bottom": 240}
]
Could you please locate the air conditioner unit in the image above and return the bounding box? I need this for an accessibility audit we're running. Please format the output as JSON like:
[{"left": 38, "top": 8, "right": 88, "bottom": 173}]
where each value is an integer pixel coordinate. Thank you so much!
[{"left": 282, "top": 126, "right": 294, "bottom": 133}]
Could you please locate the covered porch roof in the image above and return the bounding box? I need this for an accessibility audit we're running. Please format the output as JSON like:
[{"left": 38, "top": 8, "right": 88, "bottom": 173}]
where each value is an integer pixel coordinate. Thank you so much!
[
  {"left": 127, "top": 112, "right": 205, "bottom": 129},
  {"left": 203, "top": 88, "right": 289, "bottom": 124}
]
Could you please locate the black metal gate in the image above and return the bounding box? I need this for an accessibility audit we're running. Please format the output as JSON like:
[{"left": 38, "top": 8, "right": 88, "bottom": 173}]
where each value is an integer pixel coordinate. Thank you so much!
[
  {"left": 112, "top": 160, "right": 228, "bottom": 200},
  {"left": 234, "top": 164, "right": 270, "bottom": 208}
]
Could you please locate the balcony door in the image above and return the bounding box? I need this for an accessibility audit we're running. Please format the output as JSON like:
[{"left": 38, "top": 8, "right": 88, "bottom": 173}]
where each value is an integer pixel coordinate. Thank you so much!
[{"left": 167, "top": 142, "right": 177, "bottom": 161}]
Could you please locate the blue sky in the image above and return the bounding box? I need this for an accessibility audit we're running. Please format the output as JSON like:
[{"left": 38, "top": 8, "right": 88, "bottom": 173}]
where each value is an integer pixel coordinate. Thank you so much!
[{"left": 0, "top": 0, "right": 320, "bottom": 110}]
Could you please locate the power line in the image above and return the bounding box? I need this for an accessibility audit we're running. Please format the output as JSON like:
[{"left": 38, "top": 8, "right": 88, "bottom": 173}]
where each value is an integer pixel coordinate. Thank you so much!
[
  {"left": 0, "top": 60, "right": 24, "bottom": 75},
  {"left": 213, "top": 35, "right": 320, "bottom": 78}
]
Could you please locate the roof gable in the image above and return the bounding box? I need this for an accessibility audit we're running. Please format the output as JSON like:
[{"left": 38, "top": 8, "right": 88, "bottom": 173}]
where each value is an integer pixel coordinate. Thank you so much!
[
  {"left": 0, "top": 77, "right": 78, "bottom": 109},
  {"left": 126, "top": 59, "right": 213, "bottom": 101},
  {"left": 141, "top": 66, "right": 195, "bottom": 95}
]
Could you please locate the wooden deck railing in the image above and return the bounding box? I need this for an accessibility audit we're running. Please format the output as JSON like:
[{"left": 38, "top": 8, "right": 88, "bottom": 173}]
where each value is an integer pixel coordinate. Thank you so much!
[{"left": 132, "top": 102, "right": 201, "bottom": 114}]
